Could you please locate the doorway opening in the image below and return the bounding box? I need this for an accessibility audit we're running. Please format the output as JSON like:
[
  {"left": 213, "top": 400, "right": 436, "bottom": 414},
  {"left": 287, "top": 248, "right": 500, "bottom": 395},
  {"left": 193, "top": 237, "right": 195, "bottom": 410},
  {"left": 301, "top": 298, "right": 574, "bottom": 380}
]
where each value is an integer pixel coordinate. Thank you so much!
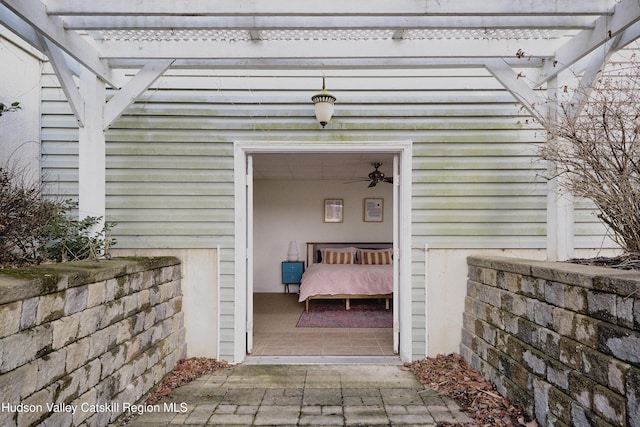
[{"left": 234, "top": 142, "right": 412, "bottom": 363}]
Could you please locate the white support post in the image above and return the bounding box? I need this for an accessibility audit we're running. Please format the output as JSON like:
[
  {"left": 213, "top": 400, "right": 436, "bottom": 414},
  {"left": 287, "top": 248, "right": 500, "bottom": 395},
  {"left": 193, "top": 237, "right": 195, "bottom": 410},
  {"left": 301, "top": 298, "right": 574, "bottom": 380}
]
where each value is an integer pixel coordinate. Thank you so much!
[
  {"left": 546, "top": 76, "right": 574, "bottom": 261},
  {"left": 78, "top": 68, "right": 106, "bottom": 232}
]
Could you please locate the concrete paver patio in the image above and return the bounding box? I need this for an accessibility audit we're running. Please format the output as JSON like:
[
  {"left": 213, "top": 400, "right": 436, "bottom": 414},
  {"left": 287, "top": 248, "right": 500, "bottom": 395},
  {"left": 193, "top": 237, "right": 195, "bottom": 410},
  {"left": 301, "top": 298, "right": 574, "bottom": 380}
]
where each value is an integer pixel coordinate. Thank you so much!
[{"left": 122, "top": 363, "right": 472, "bottom": 426}]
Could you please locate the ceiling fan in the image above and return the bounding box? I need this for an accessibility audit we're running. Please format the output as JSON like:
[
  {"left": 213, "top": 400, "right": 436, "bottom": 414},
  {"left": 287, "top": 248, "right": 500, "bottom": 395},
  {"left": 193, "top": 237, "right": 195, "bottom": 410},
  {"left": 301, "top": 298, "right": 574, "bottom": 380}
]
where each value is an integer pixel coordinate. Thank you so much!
[{"left": 346, "top": 162, "right": 393, "bottom": 188}]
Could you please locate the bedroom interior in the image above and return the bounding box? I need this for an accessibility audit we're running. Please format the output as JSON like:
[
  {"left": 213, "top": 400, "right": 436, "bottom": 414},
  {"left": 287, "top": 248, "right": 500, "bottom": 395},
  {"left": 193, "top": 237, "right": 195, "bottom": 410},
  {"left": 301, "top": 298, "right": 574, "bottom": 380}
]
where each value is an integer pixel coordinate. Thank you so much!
[{"left": 252, "top": 153, "right": 396, "bottom": 356}]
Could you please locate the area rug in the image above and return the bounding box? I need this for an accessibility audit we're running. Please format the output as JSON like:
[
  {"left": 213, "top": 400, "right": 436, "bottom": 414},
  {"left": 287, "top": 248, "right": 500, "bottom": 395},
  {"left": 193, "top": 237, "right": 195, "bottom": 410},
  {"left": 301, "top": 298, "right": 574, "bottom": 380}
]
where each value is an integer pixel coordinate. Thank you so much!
[{"left": 296, "top": 300, "right": 392, "bottom": 328}]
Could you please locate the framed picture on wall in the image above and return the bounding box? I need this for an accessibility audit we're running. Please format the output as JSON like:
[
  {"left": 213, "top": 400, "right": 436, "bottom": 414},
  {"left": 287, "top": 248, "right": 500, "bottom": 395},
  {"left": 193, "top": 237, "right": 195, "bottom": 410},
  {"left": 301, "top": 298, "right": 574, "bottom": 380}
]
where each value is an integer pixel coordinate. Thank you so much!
[
  {"left": 363, "top": 198, "right": 383, "bottom": 222},
  {"left": 324, "top": 199, "right": 344, "bottom": 223}
]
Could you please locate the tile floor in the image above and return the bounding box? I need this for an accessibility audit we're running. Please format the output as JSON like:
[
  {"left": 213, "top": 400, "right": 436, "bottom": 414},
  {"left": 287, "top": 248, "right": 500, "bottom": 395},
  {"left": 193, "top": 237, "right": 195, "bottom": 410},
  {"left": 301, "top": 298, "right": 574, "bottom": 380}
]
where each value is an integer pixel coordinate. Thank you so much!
[{"left": 251, "top": 293, "right": 394, "bottom": 356}]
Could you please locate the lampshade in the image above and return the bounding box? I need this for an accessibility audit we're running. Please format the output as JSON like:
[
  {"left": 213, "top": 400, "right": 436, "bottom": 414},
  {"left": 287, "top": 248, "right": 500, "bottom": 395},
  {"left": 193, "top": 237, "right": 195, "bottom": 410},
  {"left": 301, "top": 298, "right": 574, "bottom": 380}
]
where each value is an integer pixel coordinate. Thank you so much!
[
  {"left": 287, "top": 241, "right": 299, "bottom": 261},
  {"left": 311, "top": 76, "right": 336, "bottom": 128}
]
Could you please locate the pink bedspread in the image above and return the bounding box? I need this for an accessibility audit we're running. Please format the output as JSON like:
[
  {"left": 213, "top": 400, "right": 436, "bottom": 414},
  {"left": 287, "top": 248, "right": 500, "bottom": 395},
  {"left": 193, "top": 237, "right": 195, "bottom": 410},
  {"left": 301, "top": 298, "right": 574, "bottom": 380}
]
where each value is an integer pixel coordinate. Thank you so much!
[{"left": 298, "top": 263, "right": 393, "bottom": 302}]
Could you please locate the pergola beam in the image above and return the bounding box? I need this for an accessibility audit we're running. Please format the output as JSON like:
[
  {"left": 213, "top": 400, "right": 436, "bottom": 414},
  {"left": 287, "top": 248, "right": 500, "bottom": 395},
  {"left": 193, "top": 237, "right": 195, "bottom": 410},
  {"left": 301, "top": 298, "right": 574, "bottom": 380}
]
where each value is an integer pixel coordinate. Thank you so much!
[
  {"left": 41, "top": 36, "right": 85, "bottom": 126},
  {"left": 45, "top": 0, "right": 614, "bottom": 16},
  {"left": 0, "top": 0, "right": 117, "bottom": 87},
  {"left": 61, "top": 15, "right": 596, "bottom": 31},
  {"left": 103, "top": 59, "right": 173, "bottom": 129},
  {"left": 484, "top": 58, "right": 547, "bottom": 122},
  {"left": 107, "top": 57, "right": 546, "bottom": 70},
  {"left": 540, "top": 0, "right": 640, "bottom": 83},
  {"left": 96, "top": 38, "right": 562, "bottom": 62}
]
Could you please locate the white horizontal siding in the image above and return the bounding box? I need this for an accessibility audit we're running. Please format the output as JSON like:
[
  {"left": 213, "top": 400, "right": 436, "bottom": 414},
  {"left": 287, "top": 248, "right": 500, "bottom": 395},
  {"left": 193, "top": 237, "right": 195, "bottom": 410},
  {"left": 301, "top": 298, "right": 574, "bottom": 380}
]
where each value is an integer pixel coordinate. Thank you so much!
[{"left": 40, "top": 66, "right": 613, "bottom": 361}]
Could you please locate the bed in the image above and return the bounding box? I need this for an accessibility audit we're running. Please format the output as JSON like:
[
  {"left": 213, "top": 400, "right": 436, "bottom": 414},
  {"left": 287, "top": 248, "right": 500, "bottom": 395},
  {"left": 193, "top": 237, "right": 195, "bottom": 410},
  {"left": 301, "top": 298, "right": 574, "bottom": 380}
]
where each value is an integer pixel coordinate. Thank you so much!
[{"left": 298, "top": 242, "right": 393, "bottom": 312}]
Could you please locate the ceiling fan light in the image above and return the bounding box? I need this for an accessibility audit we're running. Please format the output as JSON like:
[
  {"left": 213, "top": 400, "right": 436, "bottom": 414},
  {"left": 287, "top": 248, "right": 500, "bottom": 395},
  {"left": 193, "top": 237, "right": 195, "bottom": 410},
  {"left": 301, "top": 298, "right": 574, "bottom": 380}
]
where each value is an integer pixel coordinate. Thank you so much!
[{"left": 311, "top": 76, "right": 336, "bottom": 128}]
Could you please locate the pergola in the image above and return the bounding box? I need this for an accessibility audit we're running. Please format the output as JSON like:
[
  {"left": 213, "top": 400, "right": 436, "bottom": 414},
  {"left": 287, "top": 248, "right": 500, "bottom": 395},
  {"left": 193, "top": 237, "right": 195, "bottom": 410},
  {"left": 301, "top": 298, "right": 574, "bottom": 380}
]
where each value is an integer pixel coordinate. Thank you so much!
[
  {"left": 3, "top": 1, "right": 640, "bottom": 121},
  {"left": 1, "top": 0, "right": 640, "bottom": 255}
]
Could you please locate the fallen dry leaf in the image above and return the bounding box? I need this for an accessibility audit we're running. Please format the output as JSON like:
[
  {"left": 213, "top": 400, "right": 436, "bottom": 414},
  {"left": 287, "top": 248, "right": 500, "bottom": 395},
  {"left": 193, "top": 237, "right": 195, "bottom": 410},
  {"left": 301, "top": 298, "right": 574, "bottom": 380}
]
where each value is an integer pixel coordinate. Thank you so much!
[{"left": 408, "top": 353, "right": 536, "bottom": 427}]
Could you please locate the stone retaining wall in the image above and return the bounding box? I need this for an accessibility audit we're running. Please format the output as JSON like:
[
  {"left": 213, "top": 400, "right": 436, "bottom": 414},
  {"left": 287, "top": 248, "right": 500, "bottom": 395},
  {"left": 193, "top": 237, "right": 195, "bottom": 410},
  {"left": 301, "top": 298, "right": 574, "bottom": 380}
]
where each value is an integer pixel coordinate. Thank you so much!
[
  {"left": 462, "top": 256, "right": 640, "bottom": 427},
  {"left": 0, "top": 257, "right": 186, "bottom": 427}
]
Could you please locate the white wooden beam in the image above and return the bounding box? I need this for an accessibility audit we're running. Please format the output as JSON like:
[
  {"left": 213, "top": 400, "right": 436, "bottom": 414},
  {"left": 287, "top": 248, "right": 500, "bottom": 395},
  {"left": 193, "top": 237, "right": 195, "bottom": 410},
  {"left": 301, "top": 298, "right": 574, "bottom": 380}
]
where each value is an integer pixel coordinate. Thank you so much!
[
  {"left": 108, "top": 56, "right": 545, "bottom": 70},
  {"left": 0, "top": 0, "right": 117, "bottom": 87},
  {"left": 545, "top": 76, "right": 575, "bottom": 261},
  {"left": 44, "top": 0, "right": 614, "bottom": 16},
  {"left": 0, "top": 6, "right": 43, "bottom": 50},
  {"left": 484, "top": 58, "right": 547, "bottom": 122},
  {"left": 78, "top": 68, "right": 106, "bottom": 230},
  {"left": 103, "top": 59, "right": 173, "bottom": 130},
  {"left": 540, "top": 0, "right": 640, "bottom": 83},
  {"left": 96, "top": 38, "right": 562, "bottom": 61},
  {"left": 61, "top": 15, "right": 597, "bottom": 31},
  {"left": 566, "top": 35, "right": 621, "bottom": 120},
  {"left": 41, "top": 36, "right": 85, "bottom": 127}
]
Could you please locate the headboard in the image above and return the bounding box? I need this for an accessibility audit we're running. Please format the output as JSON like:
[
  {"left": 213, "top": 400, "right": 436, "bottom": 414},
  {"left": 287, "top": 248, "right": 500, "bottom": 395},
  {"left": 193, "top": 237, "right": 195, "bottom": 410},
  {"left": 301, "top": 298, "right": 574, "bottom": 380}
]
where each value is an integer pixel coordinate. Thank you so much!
[{"left": 305, "top": 242, "right": 393, "bottom": 266}]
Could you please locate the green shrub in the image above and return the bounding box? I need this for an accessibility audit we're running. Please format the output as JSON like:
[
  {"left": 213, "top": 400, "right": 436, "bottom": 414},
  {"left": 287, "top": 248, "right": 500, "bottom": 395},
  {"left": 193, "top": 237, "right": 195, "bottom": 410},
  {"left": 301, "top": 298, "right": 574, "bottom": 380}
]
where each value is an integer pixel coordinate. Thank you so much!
[
  {"left": 0, "top": 167, "right": 116, "bottom": 267},
  {"left": 44, "top": 200, "right": 117, "bottom": 263}
]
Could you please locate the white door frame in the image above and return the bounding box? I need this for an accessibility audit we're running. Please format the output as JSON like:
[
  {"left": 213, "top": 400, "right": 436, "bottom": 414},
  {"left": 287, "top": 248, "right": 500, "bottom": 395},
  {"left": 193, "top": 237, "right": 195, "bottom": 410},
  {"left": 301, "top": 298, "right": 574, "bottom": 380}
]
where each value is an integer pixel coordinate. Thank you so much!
[{"left": 234, "top": 141, "right": 413, "bottom": 363}]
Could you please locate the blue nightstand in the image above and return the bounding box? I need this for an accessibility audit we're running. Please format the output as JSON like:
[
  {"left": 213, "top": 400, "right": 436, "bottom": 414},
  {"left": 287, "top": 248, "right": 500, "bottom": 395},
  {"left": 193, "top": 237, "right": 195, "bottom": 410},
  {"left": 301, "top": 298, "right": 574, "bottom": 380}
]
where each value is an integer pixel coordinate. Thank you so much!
[{"left": 281, "top": 261, "right": 304, "bottom": 293}]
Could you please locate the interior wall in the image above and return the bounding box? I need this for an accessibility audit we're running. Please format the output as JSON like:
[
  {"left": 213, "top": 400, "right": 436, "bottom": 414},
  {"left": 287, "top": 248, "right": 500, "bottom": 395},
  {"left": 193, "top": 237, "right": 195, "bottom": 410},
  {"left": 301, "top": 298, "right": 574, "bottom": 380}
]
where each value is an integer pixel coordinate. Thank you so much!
[{"left": 253, "top": 179, "right": 393, "bottom": 293}]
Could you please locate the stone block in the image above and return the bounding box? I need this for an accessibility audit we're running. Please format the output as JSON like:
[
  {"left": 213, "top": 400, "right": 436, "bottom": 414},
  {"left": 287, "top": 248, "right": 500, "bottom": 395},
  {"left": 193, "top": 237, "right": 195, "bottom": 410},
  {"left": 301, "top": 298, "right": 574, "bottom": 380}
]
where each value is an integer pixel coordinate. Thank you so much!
[
  {"left": 0, "top": 324, "right": 53, "bottom": 373},
  {"left": 533, "top": 378, "right": 551, "bottom": 426},
  {"left": 129, "top": 271, "right": 145, "bottom": 292},
  {"left": 467, "top": 280, "right": 481, "bottom": 298},
  {"left": 99, "top": 300, "right": 124, "bottom": 330},
  {"left": 587, "top": 291, "right": 617, "bottom": 323},
  {"left": 149, "top": 286, "right": 162, "bottom": 306},
  {"left": 545, "top": 281, "right": 566, "bottom": 308},
  {"left": 468, "top": 265, "right": 480, "bottom": 282},
  {"left": 77, "top": 305, "right": 105, "bottom": 338},
  {"left": 122, "top": 293, "right": 139, "bottom": 318},
  {"left": 64, "top": 284, "right": 88, "bottom": 316},
  {"left": 19, "top": 386, "right": 52, "bottom": 427},
  {"left": 592, "top": 384, "right": 626, "bottom": 426},
  {"left": 627, "top": 367, "right": 640, "bottom": 427},
  {"left": 607, "top": 359, "right": 629, "bottom": 396},
  {"left": 580, "top": 346, "right": 615, "bottom": 389},
  {"left": 523, "top": 348, "right": 547, "bottom": 376},
  {"left": 564, "top": 285, "right": 588, "bottom": 313},
  {"left": 539, "top": 328, "right": 561, "bottom": 359},
  {"left": 546, "top": 358, "right": 570, "bottom": 391},
  {"left": 616, "top": 295, "right": 635, "bottom": 329},
  {"left": 86, "top": 280, "right": 107, "bottom": 307},
  {"left": 553, "top": 307, "right": 576, "bottom": 337},
  {"left": 568, "top": 371, "right": 594, "bottom": 408},
  {"left": 549, "top": 386, "right": 573, "bottom": 424},
  {"left": 36, "top": 291, "right": 65, "bottom": 324},
  {"left": 597, "top": 322, "right": 640, "bottom": 366},
  {"left": 20, "top": 297, "right": 38, "bottom": 330},
  {"left": 138, "top": 288, "right": 151, "bottom": 310},
  {"left": 501, "top": 291, "right": 528, "bottom": 317},
  {"left": 0, "top": 301, "right": 21, "bottom": 338},
  {"left": 501, "top": 271, "right": 523, "bottom": 293},
  {"left": 521, "top": 276, "right": 546, "bottom": 300},
  {"left": 0, "top": 362, "right": 38, "bottom": 403},
  {"left": 502, "top": 333, "right": 525, "bottom": 363},
  {"left": 52, "top": 314, "right": 80, "bottom": 349},
  {"left": 559, "top": 337, "right": 584, "bottom": 370},
  {"left": 570, "top": 402, "right": 606, "bottom": 427},
  {"left": 36, "top": 348, "right": 66, "bottom": 390},
  {"left": 516, "top": 317, "right": 540, "bottom": 347},
  {"left": 532, "top": 300, "right": 554, "bottom": 329},
  {"left": 88, "top": 327, "right": 112, "bottom": 360},
  {"left": 479, "top": 283, "right": 501, "bottom": 307},
  {"left": 65, "top": 336, "right": 90, "bottom": 373},
  {"left": 574, "top": 313, "right": 600, "bottom": 348}
]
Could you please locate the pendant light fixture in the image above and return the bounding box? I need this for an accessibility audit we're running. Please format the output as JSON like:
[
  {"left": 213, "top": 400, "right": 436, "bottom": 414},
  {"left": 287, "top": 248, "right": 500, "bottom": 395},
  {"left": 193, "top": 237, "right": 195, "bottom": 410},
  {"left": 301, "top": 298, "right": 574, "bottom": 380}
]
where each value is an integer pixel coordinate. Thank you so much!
[{"left": 311, "top": 75, "right": 336, "bottom": 128}]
